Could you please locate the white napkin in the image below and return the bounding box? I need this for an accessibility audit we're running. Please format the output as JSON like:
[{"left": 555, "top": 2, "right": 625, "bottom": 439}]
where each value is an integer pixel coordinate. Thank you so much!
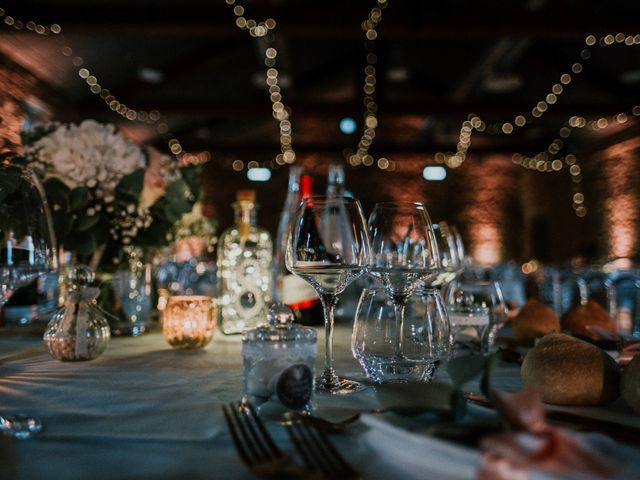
[
  {"left": 359, "top": 414, "right": 640, "bottom": 480},
  {"left": 359, "top": 414, "right": 480, "bottom": 480}
]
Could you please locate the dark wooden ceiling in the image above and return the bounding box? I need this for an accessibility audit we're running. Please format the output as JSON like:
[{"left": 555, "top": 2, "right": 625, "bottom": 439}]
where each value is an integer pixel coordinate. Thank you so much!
[{"left": 3, "top": 0, "right": 640, "bottom": 162}]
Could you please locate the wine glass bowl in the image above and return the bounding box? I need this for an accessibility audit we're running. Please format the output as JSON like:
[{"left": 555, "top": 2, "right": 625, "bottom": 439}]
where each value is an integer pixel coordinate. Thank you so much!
[
  {"left": 286, "top": 195, "right": 370, "bottom": 394},
  {"left": 352, "top": 286, "right": 451, "bottom": 383},
  {"left": 0, "top": 162, "right": 57, "bottom": 307},
  {"left": 429, "top": 221, "right": 463, "bottom": 289},
  {"left": 367, "top": 202, "right": 440, "bottom": 299}
]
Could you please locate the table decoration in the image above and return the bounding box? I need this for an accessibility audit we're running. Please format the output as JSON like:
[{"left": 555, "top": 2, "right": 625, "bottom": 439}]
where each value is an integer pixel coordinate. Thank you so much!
[
  {"left": 43, "top": 266, "right": 110, "bottom": 361},
  {"left": 162, "top": 295, "right": 216, "bottom": 349},
  {"left": 242, "top": 304, "right": 317, "bottom": 415},
  {"left": 445, "top": 279, "right": 508, "bottom": 353},
  {"left": 21, "top": 120, "right": 203, "bottom": 334}
]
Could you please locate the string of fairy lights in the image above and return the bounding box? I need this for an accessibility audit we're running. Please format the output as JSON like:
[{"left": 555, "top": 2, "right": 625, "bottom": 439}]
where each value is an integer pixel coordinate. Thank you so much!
[
  {"left": 2, "top": 5, "right": 639, "bottom": 216},
  {"left": 0, "top": 7, "right": 211, "bottom": 165},
  {"left": 437, "top": 33, "right": 640, "bottom": 217},
  {"left": 342, "top": 0, "right": 394, "bottom": 171},
  {"left": 223, "top": 0, "right": 295, "bottom": 170}
]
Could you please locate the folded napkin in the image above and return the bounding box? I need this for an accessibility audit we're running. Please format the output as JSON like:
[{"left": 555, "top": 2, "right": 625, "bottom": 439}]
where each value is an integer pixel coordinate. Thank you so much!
[
  {"left": 359, "top": 404, "right": 640, "bottom": 480},
  {"left": 360, "top": 414, "right": 480, "bottom": 480}
]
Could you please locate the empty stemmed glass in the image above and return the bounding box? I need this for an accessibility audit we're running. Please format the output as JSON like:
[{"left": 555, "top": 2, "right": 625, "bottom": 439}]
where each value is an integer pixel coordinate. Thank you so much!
[
  {"left": 286, "top": 195, "right": 370, "bottom": 394},
  {"left": 430, "top": 221, "right": 463, "bottom": 289},
  {"left": 367, "top": 202, "right": 440, "bottom": 365},
  {"left": 0, "top": 161, "right": 57, "bottom": 438}
]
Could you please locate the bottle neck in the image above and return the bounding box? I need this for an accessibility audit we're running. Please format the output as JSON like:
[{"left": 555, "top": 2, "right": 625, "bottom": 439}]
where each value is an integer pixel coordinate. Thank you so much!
[
  {"left": 288, "top": 166, "right": 303, "bottom": 193},
  {"left": 233, "top": 201, "right": 258, "bottom": 226},
  {"left": 327, "top": 165, "right": 345, "bottom": 196},
  {"left": 299, "top": 175, "right": 313, "bottom": 200}
]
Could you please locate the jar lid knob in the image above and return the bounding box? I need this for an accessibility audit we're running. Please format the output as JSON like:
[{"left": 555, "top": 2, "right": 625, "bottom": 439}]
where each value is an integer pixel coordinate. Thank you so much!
[
  {"left": 267, "top": 303, "right": 295, "bottom": 327},
  {"left": 65, "top": 265, "right": 95, "bottom": 289}
]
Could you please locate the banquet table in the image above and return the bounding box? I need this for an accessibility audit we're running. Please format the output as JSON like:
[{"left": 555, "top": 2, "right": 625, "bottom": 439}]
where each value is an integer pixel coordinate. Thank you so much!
[{"left": 1, "top": 322, "right": 640, "bottom": 480}]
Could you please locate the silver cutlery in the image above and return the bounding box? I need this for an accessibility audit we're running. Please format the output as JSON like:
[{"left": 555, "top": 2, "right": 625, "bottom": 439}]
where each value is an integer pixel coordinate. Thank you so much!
[
  {"left": 222, "top": 400, "right": 304, "bottom": 478},
  {"left": 283, "top": 413, "right": 361, "bottom": 479}
]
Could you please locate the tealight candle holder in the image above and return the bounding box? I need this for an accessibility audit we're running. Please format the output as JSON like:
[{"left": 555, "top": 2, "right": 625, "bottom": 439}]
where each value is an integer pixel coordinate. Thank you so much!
[{"left": 163, "top": 296, "right": 216, "bottom": 349}]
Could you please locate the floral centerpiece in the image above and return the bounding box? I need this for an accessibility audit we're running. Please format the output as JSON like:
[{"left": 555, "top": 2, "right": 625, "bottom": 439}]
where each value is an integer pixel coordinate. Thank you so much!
[
  {"left": 21, "top": 119, "right": 204, "bottom": 334},
  {"left": 22, "top": 119, "right": 202, "bottom": 268}
]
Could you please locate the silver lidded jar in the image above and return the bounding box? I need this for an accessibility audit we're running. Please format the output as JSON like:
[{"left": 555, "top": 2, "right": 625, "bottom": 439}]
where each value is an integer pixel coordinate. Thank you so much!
[
  {"left": 242, "top": 304, "right": 317, "bottom": 415},
  {"left": 43, "top": 265, "right": 111, "bottom": 361}
]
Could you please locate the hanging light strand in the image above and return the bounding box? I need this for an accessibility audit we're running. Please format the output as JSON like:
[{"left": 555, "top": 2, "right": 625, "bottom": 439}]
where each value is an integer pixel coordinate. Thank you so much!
[
  {"left": 439, "top": 33, "right": 640, "bottom": 171},
  {"left": 225, "top": 0, "right": 294, "bottom": 169},
  {"left": 0, "top": 8, "right": 201, "bottom": 162},
  {"left": 343, "top": 0, "right": 389, "bottom": 169}
]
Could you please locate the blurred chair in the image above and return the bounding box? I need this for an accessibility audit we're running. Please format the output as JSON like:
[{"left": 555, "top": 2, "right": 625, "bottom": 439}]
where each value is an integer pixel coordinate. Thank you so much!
[{"left": 605, "top": 270, "right": 640, "bottom": 335}]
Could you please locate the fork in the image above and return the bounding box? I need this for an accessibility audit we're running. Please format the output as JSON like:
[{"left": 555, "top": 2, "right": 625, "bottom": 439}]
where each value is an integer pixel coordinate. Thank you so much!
[
  {"left": 283, "top": 414, "right": 361, "bottom": 479},
  {"left": 222, "top": 401, "right": 304, "bottom": 478}
]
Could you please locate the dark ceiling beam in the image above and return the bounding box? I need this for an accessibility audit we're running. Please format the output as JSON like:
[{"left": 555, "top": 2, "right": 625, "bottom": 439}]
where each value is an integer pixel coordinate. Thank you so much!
[{"left": 5, "top": 5, "right": 640, "bottom": 38}]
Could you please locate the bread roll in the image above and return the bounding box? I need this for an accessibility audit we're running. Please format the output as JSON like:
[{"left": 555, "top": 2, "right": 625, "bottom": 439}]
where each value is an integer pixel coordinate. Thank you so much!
[
  {"left": 521, "top": 333, "right": 620, "bottom": 405},
  {"left": 512, "top": 299, "right": 560, "bottom": 345},
  {"left": 561, "top": 299, "right": 616, "bottom": 340},
  {"left": 621, "top": 355, "right": 640, "bottom": 414}
]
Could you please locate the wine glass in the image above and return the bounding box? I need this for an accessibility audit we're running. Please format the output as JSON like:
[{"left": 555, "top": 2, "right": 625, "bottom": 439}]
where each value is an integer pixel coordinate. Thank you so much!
[
  {"left": 367, "top": 202, "right": 440, "bottom": 362},
  {"left": 429, "top": 221, "right": 462, "bottom": 289},
  {"left": 0, "top": 163, "right": 57, "bottom": 306},
  {"left": 286, "top": 195, "right": 370, "bottom": 394},
  {"left": 0, "top": 161, "right": 57, "bottom": 439},
  {"left": 352, "top": 286, "right": 451, "bottom": 383}
]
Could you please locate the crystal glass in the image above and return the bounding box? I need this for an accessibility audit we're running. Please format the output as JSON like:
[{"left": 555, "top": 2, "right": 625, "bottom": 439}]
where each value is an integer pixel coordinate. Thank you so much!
[
  {"left": 367, "top": 202, "right": 440, "bottom": 364},
  {"left": 0, "top": 162, "right": 57, "bottom": 439},
  {"left": 0, "top": 163, "right": 57, "bottom": 307},
  {"left": 163, "top": 295, "right": 216, "bottom": 349},
  {"left": 429, "top": 221, "right": 462, "bottom": 289},
  {"left": 445, "top": 279, "right": 508, "bottom": 353},
  {"left": 286, "top": 195, "right": 370, "bottom": 394},
  {"left": 352, "top": 287, "right": 452, "bottom": 383}
]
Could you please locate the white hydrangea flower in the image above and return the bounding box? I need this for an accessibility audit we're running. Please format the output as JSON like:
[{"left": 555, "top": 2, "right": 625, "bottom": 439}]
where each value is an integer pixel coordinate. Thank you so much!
[{"left": 25, "top": 119, "right": 146, "bottom": 197}]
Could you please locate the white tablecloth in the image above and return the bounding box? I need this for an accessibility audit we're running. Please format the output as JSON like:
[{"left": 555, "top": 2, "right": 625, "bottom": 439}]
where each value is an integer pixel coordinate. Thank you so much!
[{"left": 1, "top": 324, "right": 639, "bottom": 480}]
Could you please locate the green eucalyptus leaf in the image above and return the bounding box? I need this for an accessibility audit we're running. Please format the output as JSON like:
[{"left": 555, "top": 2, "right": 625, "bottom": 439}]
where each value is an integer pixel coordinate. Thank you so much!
[
  {"left": 164, "top": 178, "right": 191, "bottom": 201},
  {"left": 375, "top": 382, "right": 466, "bottom": 419},
  {"left": 116, "top": 168, "right": 144, "bottom": 197},
  {"left": 43, "top": 178, "right": 70, "bottom": 208},
  {"left": 52, "top": 210, "right": 73, "bottom": 241},
  {"left": 446, "top": 354, "right": 488, "bottom": 388},
  {"left": 178, "top": 164, "right": 203, "bottom": 200},
  {"left": 75, "top": 215, "right": 100, "bottom": 232},
  {"left": 92, "top": 218, "right": 110, "bottom": 246},
  {"left": 73, "top": 234, "right": 97, "bottom": 257},
  {"left": 69, "top": 187, "right": 91, "bottom": 211}
]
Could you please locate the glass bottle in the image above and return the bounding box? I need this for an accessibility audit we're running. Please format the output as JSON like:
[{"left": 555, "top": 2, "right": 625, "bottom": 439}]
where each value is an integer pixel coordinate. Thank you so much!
[
  {"left": 218, "top": 190, "right": 273, "bottom": 334},
  {"left": 273, "top": 166, "right": 303, "bottom": 302},
  {"left": 274, "top": 174, "right": 323, "bottom": 326},
  {"left": 326, "top": 163, "right": 346, "bottom": 198}
]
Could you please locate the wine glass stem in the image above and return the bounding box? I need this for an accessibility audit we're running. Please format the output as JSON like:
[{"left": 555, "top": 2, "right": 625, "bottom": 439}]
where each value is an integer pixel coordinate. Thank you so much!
[
  {"left": 319, "top": 293, "right": 338, "bottom": 388},
  {"left": 392, "top": 299, "right": 407, "bottom": 358}
]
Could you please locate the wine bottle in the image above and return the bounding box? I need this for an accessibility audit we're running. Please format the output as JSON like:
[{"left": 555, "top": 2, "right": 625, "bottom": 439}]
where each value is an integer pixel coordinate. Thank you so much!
[{"left": 274, "top": 172, "right": 323, "bottom": 326}]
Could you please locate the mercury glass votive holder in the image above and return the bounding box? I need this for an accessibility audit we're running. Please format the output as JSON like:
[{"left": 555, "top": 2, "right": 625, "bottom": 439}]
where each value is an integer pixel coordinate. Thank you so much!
[{"left": 163, "top": 296, "right": 216, "bottom": 349}]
